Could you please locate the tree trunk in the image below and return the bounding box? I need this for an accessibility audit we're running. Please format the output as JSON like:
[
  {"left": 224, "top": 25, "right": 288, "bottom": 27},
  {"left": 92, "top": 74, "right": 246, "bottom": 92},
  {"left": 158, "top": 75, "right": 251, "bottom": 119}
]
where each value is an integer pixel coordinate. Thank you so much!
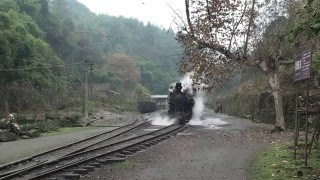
[
  {"left": 0, "top": 84, "right": 10, "bottom": 116},
  {"left": 3, "top": 93, "right": 9, "bottom": 116},
  {"left": 268, "top": 72, "right": 286, "bottom": 130},
  {"left": 185, "top": 0, "right": 194, "bottom": 34},
  {"left": 244, "top": 0, "right": 256, "bottom": 56}
]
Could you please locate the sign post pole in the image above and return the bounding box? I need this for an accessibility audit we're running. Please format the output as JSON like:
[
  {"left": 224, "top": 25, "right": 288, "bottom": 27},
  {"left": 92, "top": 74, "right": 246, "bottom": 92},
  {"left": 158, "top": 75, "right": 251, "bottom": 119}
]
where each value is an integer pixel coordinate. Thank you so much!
[
  {"left": 305, "top": 78, "right": 310, "bottom": 167},
  {"left": 294, "top": 50, "right": 312, "bottom": 167},
  {"left": 294, "top": 88, "right": 299, "bottom": 159}
]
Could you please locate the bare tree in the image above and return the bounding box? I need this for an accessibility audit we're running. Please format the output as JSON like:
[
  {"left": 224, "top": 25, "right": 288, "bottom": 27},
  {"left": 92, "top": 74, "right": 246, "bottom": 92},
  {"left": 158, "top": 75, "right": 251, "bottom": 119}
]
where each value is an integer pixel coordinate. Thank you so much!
[{"left": 177, "top": 0, "right": 289, "bottom": 130}]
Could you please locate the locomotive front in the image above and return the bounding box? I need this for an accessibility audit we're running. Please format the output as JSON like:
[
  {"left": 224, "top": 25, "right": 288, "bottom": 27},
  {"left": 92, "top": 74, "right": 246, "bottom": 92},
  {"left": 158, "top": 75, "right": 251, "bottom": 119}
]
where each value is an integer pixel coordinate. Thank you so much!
[{"left": 168, "top": 82, "right": 195, "bottom": 124}]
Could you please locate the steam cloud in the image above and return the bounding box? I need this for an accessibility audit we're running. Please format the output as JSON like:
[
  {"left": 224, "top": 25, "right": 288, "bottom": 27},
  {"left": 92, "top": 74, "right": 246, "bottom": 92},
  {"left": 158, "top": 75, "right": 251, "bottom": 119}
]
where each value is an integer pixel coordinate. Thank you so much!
[
  {"left": 150, "top": 115, "right": 176, "bottom": 126},
  {"left": 150, "top": 72, "right": 229, "bottom": 128},
  {"left": 152, "top": 72, "right": 206, "bottom": 126}
]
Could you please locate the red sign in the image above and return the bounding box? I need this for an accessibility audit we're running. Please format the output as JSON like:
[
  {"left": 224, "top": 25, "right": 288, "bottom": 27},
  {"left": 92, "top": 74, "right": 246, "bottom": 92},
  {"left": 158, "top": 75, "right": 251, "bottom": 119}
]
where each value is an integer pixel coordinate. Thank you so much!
[{"left": 294, "top": 50, "right": 312, "bottom": 82}]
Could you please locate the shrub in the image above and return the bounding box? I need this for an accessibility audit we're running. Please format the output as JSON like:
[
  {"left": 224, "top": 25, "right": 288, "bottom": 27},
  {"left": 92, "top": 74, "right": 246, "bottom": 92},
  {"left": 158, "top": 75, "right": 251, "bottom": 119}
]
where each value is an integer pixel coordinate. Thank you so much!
[
  {"left": 0, "top": 120, "right": 9, "bottom": 130},
  {"left": 57, "top": 114, "right": 83, "bottom": 127},
  {"left": 34, "top": 120, "right": 59, "bottom": 133},
  {"left": 16, "top": 115, "right": 35, "bottom": 124},
  {"left": 20, "top": 123, "right": 38, "bottom": 131}
]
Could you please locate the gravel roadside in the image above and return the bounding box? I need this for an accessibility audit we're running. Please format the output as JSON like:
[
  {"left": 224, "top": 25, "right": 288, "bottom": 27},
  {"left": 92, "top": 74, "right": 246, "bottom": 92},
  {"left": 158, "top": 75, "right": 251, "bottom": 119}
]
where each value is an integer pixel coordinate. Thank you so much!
[{"left": 82, "top": 113, "right": 291, "bottom": 180}]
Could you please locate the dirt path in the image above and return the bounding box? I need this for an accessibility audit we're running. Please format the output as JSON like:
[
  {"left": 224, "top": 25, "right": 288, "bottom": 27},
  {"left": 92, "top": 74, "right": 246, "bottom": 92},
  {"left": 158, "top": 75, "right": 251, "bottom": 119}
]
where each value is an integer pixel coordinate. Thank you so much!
[{"left": 82, "top": 112, "right": 291, "bottom": 180}]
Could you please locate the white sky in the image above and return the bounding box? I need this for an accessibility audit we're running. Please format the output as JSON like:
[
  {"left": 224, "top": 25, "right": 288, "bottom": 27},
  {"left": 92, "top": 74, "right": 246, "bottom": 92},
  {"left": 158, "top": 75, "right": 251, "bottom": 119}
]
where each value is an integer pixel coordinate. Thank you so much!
[{"left": 77, "top": 0, "right": 186, "bottom": 29}]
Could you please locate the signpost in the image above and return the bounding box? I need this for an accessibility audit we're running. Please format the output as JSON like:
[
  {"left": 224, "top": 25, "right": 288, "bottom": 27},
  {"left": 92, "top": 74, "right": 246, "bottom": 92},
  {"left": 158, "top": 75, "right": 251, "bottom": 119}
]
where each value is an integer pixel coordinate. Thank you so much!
[
  {"left": 294, "top": 50, "right": 312, "bottom": 81},
  {"left": 293, "top": 50, "right": 312, "bottom": 167}
]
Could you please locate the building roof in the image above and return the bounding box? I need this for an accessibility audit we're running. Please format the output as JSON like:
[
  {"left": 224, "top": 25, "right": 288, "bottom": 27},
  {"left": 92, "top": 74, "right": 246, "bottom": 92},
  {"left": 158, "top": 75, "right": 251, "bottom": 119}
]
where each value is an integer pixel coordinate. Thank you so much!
[
  {"left": 93, "top": 83, "right": 110, "bottom": 91},
  {"left": 151, "top": 95, "right": 168, "bottom": 99}
]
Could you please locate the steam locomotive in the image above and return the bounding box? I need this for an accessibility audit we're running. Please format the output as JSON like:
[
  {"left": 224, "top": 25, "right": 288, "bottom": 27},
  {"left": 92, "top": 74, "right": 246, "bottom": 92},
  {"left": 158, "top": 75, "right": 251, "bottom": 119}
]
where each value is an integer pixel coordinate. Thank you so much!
[{"left": 168, "top": 82, "right": 195, "bottom": 124}]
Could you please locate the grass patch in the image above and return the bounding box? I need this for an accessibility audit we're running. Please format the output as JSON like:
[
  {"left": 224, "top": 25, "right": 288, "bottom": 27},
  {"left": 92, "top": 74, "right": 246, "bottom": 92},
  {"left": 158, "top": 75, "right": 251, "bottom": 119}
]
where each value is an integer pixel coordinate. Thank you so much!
[
  {"left": 113, "top": 161, "right": 138, "bottom": 170},
  {"left": 249, "top": 143, "right": 320, "bottom": 180},
  {"left": 41, "top": 127, "right": 97, "bottom": 137}
]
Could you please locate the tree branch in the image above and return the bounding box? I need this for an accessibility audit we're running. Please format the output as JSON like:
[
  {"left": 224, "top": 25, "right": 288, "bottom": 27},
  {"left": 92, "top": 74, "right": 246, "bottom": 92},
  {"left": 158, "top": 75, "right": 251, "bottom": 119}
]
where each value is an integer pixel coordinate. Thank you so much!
[
  {"left": 228, "top": 1, "right": 247, "bottom": 51},
  {"left": 166, "top": 2, "right": 188, "bottom": 29},
  {"left": 244, "top": 0, "right": 256, "bottom": 56},
  {"left": 185, "top": 0, "right": 194, "bottom": 34},
  {"left": 279, "top": 60, "right": 294, "bottom": 65}
]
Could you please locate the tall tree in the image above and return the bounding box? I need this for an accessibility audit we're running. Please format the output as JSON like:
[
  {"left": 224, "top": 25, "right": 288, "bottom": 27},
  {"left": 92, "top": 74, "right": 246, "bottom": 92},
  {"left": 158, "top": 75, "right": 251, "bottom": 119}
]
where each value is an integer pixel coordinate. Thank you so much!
[
  {"left": 178, "top": 0, "right": 289, "bottom": 130},
  {"left": 105, "top": 53, "right": 140, "bottom": 91},
  {"left": 0, "top": 10, "right": 63, "bottom": 115}
]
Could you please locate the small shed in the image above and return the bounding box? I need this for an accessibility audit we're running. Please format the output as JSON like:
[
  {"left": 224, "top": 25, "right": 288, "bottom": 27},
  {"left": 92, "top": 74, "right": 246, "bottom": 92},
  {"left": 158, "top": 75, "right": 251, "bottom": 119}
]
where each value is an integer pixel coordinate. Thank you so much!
[
  {"left": 151, "top": 95, "right": 168, "bottom": 109},
  {"left": 93, "top": 83, "right": 110, "bottom": 94}
]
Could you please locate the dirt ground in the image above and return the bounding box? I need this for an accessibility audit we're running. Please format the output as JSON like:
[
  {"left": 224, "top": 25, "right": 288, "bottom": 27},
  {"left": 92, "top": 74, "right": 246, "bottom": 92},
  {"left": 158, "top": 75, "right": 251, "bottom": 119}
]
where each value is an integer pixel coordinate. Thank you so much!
[{"left": 82, "top": 112, "right": 291, "bottom": 180}]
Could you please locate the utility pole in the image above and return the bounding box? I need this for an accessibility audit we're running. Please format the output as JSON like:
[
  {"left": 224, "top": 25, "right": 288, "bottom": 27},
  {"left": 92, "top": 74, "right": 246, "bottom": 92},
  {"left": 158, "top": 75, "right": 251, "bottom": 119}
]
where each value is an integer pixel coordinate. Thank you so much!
[
  {"left": 89, "top": 62, "right": 94, "bottom": 113},
  {"left": 84, "top": 60, "right": 89, "bottom": 118}
]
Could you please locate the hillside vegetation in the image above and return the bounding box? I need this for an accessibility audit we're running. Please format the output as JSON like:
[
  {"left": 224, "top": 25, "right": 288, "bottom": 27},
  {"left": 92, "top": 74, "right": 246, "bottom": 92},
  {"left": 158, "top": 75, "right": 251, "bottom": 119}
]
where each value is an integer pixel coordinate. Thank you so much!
[{"left": 0, "top": 0, "right": 181, "bottom": 115}]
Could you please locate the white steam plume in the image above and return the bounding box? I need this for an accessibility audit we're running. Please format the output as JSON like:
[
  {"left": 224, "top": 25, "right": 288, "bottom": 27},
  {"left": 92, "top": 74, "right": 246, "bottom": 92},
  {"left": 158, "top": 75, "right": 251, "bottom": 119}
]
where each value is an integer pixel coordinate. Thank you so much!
[
  {"left": 180, "top": 72, "right": 194, "bottom": 94},
  {"left": 151, "top": 72, "right": 206, "bottom": 126},
  {"left": 190, "top": 91, "right": 205, "bottom": 122},
  {"left": 150, "top": 115, "right": 176, "bottom": 126},
  {"left": 180, "top": 72, "right": 207, "bottom": 124}
]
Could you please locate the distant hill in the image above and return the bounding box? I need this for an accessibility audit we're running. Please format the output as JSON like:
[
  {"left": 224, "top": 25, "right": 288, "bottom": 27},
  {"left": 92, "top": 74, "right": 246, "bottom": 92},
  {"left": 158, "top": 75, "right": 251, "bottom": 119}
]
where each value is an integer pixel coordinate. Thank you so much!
[{"left": 46, "top": 0, "right": 182, "bottom": 93}]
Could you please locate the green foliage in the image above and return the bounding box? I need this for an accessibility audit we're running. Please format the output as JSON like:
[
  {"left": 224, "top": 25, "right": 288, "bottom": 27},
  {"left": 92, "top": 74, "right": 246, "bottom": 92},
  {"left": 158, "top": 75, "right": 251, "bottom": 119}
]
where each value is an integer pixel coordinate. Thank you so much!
[
  {"left": 20, "top": 120, "right": 59, "bottom": 133},
  {"left": 17, "top": 0, "right": 41, "bottom": 18},
  {"left": 47, "top": 0, "right": 181, "bottom": 94},
  {"left": 0, "top": 0, "right": 181, "bottom": 114},
  {"left": 289, "top": 0, "right": 320, "bottom": 40},
  {"left": 35, "top": 120, "right": 60, "bottom": 132},
  {"left": 139, "top": 61, "right": 178, "bottom": 93},
  {"left": 20, "top": 123, "right": 37, "bottom": 131},
  {"left": 105, "top": 53, "right": 140, "bottom": 91},
  {"left": 57, "top": 114, "right": 82, "bottom": 127},
  {"left": 0, "top": 0, "right": 19, "bottom": 12},
  {"left": 41, "top": 127, "right": 94, "bottom": 137},
  {"left": 0, "top": 10, "right": 63, "bottom": 86},
  {"left": 113, "top": 161, "right": 138, "bottom": 170},
  {"left": 0, "top": 120, "right": 9, "bottom": 129},
  {"left": 286, "top": 0, "right": 320, "bottom": 88},
  {"left": 136, "top": 83, "right": 151, "bottom": 101},
  {"left": 315, "top": 53, "right": 320, "bottom": 74}
]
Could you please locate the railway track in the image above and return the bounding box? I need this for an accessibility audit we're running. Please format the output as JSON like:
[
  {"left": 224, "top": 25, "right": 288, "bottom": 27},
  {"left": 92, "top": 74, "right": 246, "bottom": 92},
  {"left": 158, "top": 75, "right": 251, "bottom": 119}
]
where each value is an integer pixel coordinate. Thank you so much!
[
  {"left": 0, "top": 114, "right": 187, "bottom": 180},
  {"left": 0, "top": 115, "right": 146, "bottom": 178}
]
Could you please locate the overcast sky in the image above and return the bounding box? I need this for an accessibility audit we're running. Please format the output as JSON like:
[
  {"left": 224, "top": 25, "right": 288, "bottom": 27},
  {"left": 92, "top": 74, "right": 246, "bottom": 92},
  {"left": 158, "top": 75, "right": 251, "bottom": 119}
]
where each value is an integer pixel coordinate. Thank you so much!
[{"left": 77, "top": 0, "right": 186, "bottom": 29}]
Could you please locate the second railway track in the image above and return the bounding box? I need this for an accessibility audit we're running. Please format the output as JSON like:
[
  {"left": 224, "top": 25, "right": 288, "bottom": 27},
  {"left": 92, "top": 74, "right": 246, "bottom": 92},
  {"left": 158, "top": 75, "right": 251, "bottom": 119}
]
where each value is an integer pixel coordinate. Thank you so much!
[
  {"left": 0, "top": 114, "right": 187, "bottom": 180},
  {"left": 0, "top": 115, "right": 147, "bottom": 178}
]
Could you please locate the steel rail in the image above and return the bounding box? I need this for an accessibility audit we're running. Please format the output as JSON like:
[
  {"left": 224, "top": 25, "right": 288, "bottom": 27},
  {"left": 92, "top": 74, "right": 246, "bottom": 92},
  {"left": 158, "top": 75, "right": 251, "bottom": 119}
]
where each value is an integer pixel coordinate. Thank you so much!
[
  {"left": 0, "top": 124, "right": 186, "bottom": 180},
  {"left": 28, "top": 125, "right": 186, "bottom": 180},
  {"left": 0, "top": 116, "right": 145, "bottom": 177},
  {"left": 61, "top": 120, "right": 149, "bottom": 157},
  {"left": 61, "top": 123, "right": 175, "bottom": 159},
  {"left": 0, "top": 120, "right": 149, "bottom": 178}
]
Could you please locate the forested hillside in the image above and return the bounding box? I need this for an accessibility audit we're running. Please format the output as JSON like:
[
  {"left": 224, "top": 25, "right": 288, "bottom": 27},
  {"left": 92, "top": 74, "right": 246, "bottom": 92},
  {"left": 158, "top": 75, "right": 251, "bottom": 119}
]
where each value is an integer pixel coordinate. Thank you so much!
[
  {"left": 0, "top": 0, "right": 181, "bottom": 115},
  {"left": 46, "top": 0, "right": 181, "bottom": 93}
]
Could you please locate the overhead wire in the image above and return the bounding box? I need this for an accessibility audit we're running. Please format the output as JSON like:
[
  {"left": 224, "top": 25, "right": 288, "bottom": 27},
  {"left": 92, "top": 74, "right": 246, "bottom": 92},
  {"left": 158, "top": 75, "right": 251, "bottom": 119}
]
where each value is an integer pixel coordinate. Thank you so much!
[
  {"left": 0, "top": 61, "right": 84, "bottom": 72},
  {"left": 95, "top": 52, "right": 184, "bottom": 67},
  {"left": 0, "top": 52, "right": 184, "bottom": 71},
  {"left": 141, "top": 53, "right": 183, "bottom": 60},
  {"left": 0, "top": 55, "right": 64, "bottom": 67}
]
